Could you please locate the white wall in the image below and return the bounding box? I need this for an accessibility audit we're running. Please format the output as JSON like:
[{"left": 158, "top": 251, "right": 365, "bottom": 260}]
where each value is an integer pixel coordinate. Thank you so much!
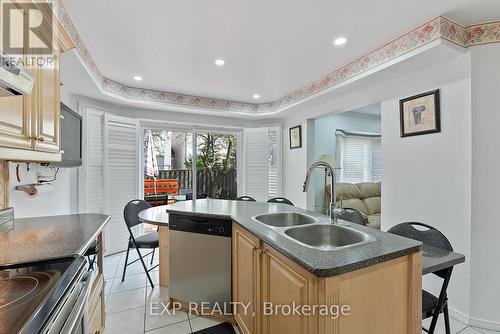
[
  {"left": 469, "top": 43, "right": 500, "bottom": 328},
  {"left": 313, "top": 111, "right": 381, "bottom": 211},
  {"left": 283, "top": 114, "right": 309, "bottom": 208},
  {"left": 8, "top": 163, "right": 79, "bottom": 218},
  {"left": 381, "top": 76, "right": 472, "bottom": 320}
]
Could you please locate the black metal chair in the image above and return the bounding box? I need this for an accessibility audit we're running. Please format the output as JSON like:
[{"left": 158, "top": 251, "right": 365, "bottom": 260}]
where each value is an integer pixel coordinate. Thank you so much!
[
  {"left": 122, "top": 199, "right": 159, "bottom": 288},
  {"left": 84, "top": 239, "right": 98, "bottom": 271},
  {"left": 236, "top": 196, "right": 256, "bottom": 202},
  {"left": 388, "top": 222, "right": 454, "bottom": 334},
  {"left": 339, "top": 208, "right": 366, "bottom": 226},
  {"left": 267, "top": 197, "right": 294, "bottom": 206}
]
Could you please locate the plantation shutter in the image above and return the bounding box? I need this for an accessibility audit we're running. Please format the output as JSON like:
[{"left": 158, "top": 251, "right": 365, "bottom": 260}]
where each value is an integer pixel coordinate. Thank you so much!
[
  {"left": 242, "top": 127, "right": 281, "bottom": 201},
  {"left": 80, "top": 107, "right": 105, "bottom": 214},
  {"left": 104, "top": 114, "right": 140, "bottom": 255},
  {"left": 335, "top": 131, "right": 381, "bottom": 183}
]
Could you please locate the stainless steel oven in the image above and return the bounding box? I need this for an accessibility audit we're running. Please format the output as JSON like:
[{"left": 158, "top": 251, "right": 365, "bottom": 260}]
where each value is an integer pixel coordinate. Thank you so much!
[{"left": 40, "top": 260, "right": 92, "bottom": 334}]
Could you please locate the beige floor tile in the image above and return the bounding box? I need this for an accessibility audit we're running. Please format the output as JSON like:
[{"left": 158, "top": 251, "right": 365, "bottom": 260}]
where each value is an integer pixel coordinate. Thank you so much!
[
  {"left": 145, "top": 320, "right": 192, "bottom": 334},
  {"left": 122, "top": 260, "right": 154, "bottom": 275},
  {"left": 111, "top": 273, "right": 148, "bottom": 293},
  {"left": 422, "top": 315, "right": 468, "bottom": 334},
  {"left": 460, "top": 328, "right": 485, "bottom": 334},
  {"left": 107, "top": 288, "right": 146, "bottom": 314},
  {"left": 146, "top": 286, "right": 170, "bottom": 305},
  {"left": 104, "top": 265, "right": 118, "bottom": 279},
  {"left": 145, "top": 308, "right": 189, "bottom": 332},
  {"left": 189, "top": 316, "right": 222, "bottom": 332},
  {"left": 103, "top": 253, "right": 122, "bottom": 267},
  {"left": 472, "top": 327, "right": 500, "bottom": 334},
  {"left": 105, "top": 307, "right": 145, "bottom": 334}
]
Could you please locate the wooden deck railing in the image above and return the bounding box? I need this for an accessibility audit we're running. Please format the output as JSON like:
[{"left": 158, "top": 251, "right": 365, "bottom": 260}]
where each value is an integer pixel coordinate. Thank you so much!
[{"left": 151, "top": 168, "right": 237, "bottom": 199}]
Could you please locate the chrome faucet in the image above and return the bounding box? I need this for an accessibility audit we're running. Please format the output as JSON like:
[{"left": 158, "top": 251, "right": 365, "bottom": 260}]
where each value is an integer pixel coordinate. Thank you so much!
[{"left": 303, "top": 157, "right": 345, "bottom": 224}]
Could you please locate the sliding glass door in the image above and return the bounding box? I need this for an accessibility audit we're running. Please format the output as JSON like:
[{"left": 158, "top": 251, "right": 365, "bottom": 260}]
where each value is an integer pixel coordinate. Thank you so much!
[
  {"left": 195, "top": 131, "right": 237, "bottom": 199},
  {"left": 142, "top": 126, "right": 238, "bottom": 206}
]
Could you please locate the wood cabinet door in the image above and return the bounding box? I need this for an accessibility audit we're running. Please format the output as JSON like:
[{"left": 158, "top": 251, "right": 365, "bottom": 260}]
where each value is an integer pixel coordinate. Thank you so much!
[
  {"left": 232, "top": 224, "right": 261, "bottom": 334},
  {"left": 0, "top": 0, "right": 32, "bottom": 151},
  {"left": 27, "top": 19, "right": 60, "bottom": 154},
  {"left": 0, "top": 100, "right": 32, "bottom": 150},
  {"left": 30, "top": 53, "right": 60, "bottom": 153},
  {"left": 260, "top": 244, "right": 318, "bottom": 334}
]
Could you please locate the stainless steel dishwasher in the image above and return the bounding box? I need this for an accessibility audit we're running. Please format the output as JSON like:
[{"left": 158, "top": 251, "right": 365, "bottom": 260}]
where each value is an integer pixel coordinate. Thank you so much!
[{"left": 169, "top": 214, "right": 232, "bottom": 311}]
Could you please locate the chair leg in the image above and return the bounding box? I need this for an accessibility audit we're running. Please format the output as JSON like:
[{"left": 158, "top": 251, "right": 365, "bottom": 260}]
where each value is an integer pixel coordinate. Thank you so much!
[
  {"left": 150, "top": 248, "right": 155, "bottom": 265},
  {"left": 122, "top": 241, "right": 131, "bottom": 282},
  {"left": 443, "top": 304, "right": 451, "bottom": 334},
  {"left": 428, "top": 312, "right": 439, "bottom": 334},
  {"left": 134, "top": 247, "right": 155, "bottom": 288}
]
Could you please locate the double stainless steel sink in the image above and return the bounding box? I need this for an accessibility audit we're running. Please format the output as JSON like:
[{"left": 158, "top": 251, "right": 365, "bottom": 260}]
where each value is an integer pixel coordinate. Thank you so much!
[{"left": 253, "top": 212, "right": 374, "bottom": 251}]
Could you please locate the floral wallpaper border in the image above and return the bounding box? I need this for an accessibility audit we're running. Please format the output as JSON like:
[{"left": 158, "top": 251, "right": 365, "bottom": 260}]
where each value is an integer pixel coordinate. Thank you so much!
[{"left": 52, "top": 1, "right": 500, "bottom": 114}]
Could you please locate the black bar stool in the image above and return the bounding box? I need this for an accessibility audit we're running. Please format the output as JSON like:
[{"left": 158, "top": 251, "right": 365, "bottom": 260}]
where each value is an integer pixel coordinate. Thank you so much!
[
  {"left": 267, "top": 197, "right": 294, "bottom": 206},
  {"left": 388, "top": 222, "right": 454, "bottom": 334},
  {"left": 236, "top": 196, "right": 256, "bottom": 202}
]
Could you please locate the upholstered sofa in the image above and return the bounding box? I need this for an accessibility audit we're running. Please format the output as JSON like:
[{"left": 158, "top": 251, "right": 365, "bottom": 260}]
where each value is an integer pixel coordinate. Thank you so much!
[{"left": 326, "top": 182, "right": 381, "bottom": 229}]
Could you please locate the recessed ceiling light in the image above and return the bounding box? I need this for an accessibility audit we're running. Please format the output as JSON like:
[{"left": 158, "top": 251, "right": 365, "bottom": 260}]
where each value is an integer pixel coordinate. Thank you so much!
[
  {"left": 333, "top": 37, "right": 347, "bottom": 46},
  {"left": 133, "top": 75, "right": 143, "bottom": 81},
  {"left": 214, "top": 59, "right": 225, "bottom": 66},
  {"left": 252, "top": 94, "right": 260, "bottom": 99}
]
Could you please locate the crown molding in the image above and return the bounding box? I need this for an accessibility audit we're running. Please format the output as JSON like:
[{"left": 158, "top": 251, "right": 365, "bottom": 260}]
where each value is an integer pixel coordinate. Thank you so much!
[{"left": 52, "top": 1, "right": 500, "bottom": 115}]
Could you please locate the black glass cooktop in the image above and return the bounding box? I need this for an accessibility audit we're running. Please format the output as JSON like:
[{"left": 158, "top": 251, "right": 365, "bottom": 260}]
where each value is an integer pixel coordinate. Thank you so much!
[{"left": 0, "top": 257, "right": 83, "bottom": 334}]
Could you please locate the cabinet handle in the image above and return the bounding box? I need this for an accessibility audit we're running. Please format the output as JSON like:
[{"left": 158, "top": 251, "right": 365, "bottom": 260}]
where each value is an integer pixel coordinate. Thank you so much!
[
  {"left": 257, "top": 248, "right": 264, "bottom": 255},
  {"left": 38, "top": 136, "right": 45, "bottom": 142}
]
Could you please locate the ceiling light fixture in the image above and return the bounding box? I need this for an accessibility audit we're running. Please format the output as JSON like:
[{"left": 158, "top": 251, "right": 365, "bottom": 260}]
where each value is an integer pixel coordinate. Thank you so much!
[
  {"left": 333, "top": 37, "right": 347, "bottom": 46},
  {"left": 252, "top": 94, "right": 260, "bottom": 99},
  {"left": 214, "top": 59, "right": 225, "bottom": 66},
  {"left": 133, "top": 75, "right": 143, "bottom": 81}
]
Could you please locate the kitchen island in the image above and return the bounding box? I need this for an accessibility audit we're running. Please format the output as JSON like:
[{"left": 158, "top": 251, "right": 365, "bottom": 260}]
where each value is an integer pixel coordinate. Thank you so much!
[{"left": 140, "top": 199, "right": 423, "bottom": 334}]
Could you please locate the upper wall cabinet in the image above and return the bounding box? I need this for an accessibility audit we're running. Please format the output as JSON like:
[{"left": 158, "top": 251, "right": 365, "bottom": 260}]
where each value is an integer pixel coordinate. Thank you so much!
[{"left": 0, "top": 0, "right": 74, "bottom": 161}]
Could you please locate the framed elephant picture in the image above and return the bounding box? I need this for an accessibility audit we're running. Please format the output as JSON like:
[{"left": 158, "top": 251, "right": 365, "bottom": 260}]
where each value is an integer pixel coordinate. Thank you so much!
[{"left": 400, "top": 89, "right": 440, "bottom": 137}]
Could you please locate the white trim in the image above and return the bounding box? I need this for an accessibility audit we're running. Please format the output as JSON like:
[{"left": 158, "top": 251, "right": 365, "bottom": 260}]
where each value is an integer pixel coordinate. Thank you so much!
[
  {"left": 469, "top": 316, "right": 500, "bottom": 331},
  {"left": 449, "top": 307, "right": 470, "bottom": 326},
  {"left": 449, "top": 307, "right": 500, "bottom": 331}
]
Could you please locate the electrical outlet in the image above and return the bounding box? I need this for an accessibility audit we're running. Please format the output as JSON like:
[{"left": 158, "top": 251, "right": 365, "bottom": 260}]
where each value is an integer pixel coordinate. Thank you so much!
[{"left": 37, "top": 172, "right": 52, "bottom": 183}]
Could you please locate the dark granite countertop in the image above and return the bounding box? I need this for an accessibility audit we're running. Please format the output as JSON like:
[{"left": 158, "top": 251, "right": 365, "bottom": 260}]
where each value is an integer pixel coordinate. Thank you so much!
[
  {"left": 0, "top": 213, "right": 110, "bottom": 266},
  {"left": 142, "top": 199, "right": 423, "bottom": 277},
  {"left": 422, "top": 244, "right": 465, "bottom": 275}
]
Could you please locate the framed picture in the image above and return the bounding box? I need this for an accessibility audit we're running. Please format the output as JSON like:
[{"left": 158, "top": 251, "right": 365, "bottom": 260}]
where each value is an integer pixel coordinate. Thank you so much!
[
  {"left": 289, "top": 125, "right": 302, "bottom": 149},
  {"left": 400, "top": 89, "right": 441, "bottom": 137}
]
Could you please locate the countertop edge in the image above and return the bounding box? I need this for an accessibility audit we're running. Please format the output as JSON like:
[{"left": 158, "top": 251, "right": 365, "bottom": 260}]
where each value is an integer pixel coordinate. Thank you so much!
[
  {"left": 163, "top": 207, "right": 422, "bottom": 278},
  {"left": 77, "top": 215, "right": 111, "bottom": 256}
]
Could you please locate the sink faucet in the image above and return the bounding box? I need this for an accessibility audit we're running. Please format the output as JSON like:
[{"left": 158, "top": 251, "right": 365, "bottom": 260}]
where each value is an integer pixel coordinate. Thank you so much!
[{"left": 303, "top": 156, "right": 345, "bottom": 224}]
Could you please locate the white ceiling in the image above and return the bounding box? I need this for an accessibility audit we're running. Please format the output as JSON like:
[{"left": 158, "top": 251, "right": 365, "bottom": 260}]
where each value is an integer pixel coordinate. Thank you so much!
[{"left": 60, "top": 0, "right": 499, "bottom": 105}]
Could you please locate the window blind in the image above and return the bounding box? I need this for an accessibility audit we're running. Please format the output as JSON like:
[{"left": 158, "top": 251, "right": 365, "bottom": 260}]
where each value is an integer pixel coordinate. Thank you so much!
[{"left": 335, "top": 130, "right": 381, "bottom": 183}]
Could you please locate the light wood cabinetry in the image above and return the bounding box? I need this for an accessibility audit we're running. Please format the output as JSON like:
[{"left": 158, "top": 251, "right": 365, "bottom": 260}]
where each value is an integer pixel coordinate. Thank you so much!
[
  {"left": 159, "top": 226, "right": 170, "bottom": 287},
  {"left": 88, "top": 231, "right": 106, "bottom": 334},
  {"left": 232, "top": 223, "right": 422, "bottom": 334},
  {"left": 0, "top": 0, "right": 73, "bottom": 161},
  {"left": 233, "top": 224, "right": 261, "bottom": 334},
  {"left": 260, "top": 243, "right": 318, "bottom": 334}
]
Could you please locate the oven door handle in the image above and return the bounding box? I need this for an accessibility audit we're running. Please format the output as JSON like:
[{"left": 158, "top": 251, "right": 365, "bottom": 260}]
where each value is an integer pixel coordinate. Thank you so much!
[{"left": 60, "top": 272, "right": 92, "bottom": 334}]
